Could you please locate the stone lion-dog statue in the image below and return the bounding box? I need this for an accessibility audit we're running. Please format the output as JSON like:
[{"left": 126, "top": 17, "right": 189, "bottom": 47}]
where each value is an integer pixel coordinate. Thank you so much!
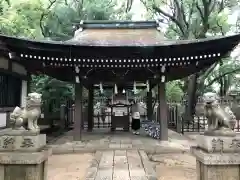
[
  {"left": 203, "top": 92, "right": 236, "bottom": 137},
  {"left": 9, "top": 92, "right": 42, "bottom": 132}
]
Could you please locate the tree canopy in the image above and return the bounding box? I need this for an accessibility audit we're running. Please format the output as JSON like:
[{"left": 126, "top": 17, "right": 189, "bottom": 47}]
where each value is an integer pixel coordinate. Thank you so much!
[
  {"left": 0, "top": 0, "right": 133, "bottom": 106},
  {"left": 127, "top": 0, "right": 240, "bottom": 120}
]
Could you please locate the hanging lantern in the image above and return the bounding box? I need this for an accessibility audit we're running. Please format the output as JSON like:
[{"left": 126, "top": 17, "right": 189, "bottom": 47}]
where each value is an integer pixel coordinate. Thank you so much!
[
  {"left": 122, "top": 89, "right": 126, "bottom": 94},
  {"left": 114, "top": 84, "right": 118, "bottom": 94},
  {"left": 133, "top": 81, "right": 137, "bottom": 94},
  {"left": 100, "top": 82, "right": 103, "bottom": 94},
  {"left": 146, "top": 80, "right": 150, "bottom": 92}
]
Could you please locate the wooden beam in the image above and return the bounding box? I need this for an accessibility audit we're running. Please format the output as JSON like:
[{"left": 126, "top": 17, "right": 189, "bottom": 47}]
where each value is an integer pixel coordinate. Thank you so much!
[{"left": 0, "top": 68, "right": 28, "bottom": 80}]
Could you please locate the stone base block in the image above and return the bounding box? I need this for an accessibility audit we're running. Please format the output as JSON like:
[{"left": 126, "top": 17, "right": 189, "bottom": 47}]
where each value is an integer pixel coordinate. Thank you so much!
[
  {"left": 191, "top": 147, "right": 240, "bottom": 180},
  {"left": 0, "top": 129, "right": 46, "bottom": 152},
  {"left": 196, "top": 135, "right": 240, "bottom": 153},
  {"left": 196, "top": 160, "right": 239, "bottom": 180},
  {"left": 191, "top": 146, "right": 240, "bottom": 165},
  {"left": 0, "top": 146, "right": 51, "bottom": 180}
]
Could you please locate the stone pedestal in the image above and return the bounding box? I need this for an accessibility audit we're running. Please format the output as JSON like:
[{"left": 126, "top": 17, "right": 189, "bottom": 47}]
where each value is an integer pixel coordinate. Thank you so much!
[
  {"left": 191, "top": 135, "right": 240, "bottom": 180},
  {"left": 0, "top": 128, "right": 52, "bottom": 180}
]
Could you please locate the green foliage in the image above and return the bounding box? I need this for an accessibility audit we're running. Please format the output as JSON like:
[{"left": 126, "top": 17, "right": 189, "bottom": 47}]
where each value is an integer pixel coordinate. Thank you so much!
[
  {"left": 41, "top": 0, "right": 132, "bottom": 40},
  {"left": 140, "top": 81, "right": 184, "bottom": 102},
  {"left": 166, "top": 81, "right": 184, "bottom": 102},
  {"left": 208, "top": 10, "right": 231, "bottom": 35},
  {"left": 0, "top": 0, "right": 44, "bottom": 38},
  {"left": 138, "top": 0, "right": 240, "bottom": 98},
  {"left": 31, "top": 75, "right": 74, "bottom": 103},
  {"left": 0, "top": 0, "right": 132, "bottom": 107},
  {"left": 203, "top": 57, "right": 240, "bottom": 94}
]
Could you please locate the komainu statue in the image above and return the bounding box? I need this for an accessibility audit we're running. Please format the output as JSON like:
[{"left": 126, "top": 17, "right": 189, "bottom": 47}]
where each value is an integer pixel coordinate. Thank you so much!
[
  {"left": 203, "top": 92, "right": 236, "bottom": 137},
  {"left": 9, "top": 92, "right": 42, "bottom": 132}
]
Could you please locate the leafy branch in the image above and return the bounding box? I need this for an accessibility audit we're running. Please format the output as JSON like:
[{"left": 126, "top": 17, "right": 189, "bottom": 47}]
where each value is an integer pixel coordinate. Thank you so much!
[
  {"left": 205, "top": 67, "right": 240, "bottom": 88},
  {"left": 40, "top": 0, "right": 58, "bottom": 37}
]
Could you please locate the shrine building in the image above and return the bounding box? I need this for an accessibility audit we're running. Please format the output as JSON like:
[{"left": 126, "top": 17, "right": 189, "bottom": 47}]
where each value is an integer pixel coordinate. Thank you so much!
[{"left": 0, "top": 20, "right": 239, "bottom": 140}]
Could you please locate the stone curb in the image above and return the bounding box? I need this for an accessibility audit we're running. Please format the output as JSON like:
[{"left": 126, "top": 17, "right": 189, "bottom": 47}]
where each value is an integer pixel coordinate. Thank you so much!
[
  {"left": 84, "top": 151, "right": 102, "bottom": 179},
  {"left": 48, "top": 144, "right": 188, "bottom": 155},
  {"left": 139, "top": 150, "right": 157, "bottom": 178}
]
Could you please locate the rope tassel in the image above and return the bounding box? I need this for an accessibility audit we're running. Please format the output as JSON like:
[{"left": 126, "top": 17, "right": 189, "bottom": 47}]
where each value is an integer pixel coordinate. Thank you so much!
[
  {"left": 146, "top": 80, "right": 149, "bottom": 92},
  {"left": 133, "top": 81, "right": 137, "bottom": 94},
  {"left": 100, "top": 82, "right": 103, "bottom": 94},
  {"left": 114, "top": 84, "right": 118, "bottom": 94}
]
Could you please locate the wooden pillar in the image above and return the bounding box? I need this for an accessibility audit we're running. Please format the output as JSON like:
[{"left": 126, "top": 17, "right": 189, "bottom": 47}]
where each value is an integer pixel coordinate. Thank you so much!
[
  {"left": 87, "top": 87, "right": 94, "bottom": 131},
  {"left": 73, "top": 83, "right": 83, "bottom": 141},
  {"left": 27, "top": 73, "right": 31, "bottom": 94},
  {"left": 20, "top": 80, "right": 28, "bottom": 107},
  {"left": 158, "top": 82, "right": 168, "bottom": 141},
  {"left": 60, "top": 104, "right": 66, "bottom": 129},
  {"left": 147, "top": 90, "right": 153, "bottom": 120}
]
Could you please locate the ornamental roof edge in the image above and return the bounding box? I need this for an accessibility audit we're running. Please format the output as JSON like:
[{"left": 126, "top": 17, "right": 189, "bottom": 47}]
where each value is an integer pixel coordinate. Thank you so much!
[
  {"left": 0, "top": 32, "right": 239, "bottom": 48},
  {"left": 74, "top": 20, "right": 158, "bottom": 30}
]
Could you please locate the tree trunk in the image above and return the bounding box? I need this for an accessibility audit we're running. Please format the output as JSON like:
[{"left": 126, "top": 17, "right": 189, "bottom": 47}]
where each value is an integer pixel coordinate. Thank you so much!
[
  {"left": 220, "top": 77, "right": 224, "bottom": 97},
  {"left": 223, "top": 76, "right": 228, "bottom": 96},
  {"left": 184, "top": 74, "right": 198, "bottom": 123}
]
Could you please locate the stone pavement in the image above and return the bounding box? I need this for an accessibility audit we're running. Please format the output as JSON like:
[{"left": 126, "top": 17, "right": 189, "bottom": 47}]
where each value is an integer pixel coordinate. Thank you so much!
[
  {"left": 85, "top": 150, "right": 157, "bottom": 180},
  {"left": 48, "top": 129, "right": 196, "bottom": 154}
]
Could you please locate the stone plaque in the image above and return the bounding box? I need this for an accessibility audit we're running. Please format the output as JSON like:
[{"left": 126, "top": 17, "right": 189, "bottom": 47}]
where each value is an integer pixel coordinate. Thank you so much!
[
  {"left": 2, "top": 136, "right": 15, "bottom": 149},
  {"left": 229, "top": 139, "right": 240, "bottom": 151},
  {"left": 0, "top": 130, "right": 46, "bottom": 152},
  {"left": 211, "top": 138, "right": 224, "bottom": 153},
  {"left": 21, "top": 138, "right": 34, "bottom": 148},
  {"left": 196, "top": 135, "right": 240, "bottom": 153},
  {"left": 191, "top": 146, "right": 240, "bottom": 165}
]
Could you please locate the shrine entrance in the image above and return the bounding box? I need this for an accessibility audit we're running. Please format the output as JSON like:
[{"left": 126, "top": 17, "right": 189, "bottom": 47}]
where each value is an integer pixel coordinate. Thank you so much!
[{"left": 0, "top": 20, "right": 239, "bottom": 141}]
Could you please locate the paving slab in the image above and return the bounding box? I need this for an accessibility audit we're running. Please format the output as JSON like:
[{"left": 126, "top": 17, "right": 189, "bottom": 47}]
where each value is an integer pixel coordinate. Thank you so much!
[
  {"left": 129, "top": 169, "right": 145, "bottom": 176},
  {"left": 49, "top": 129, "right": 194, "bottom": 154},
  {"left": 113, "top": 170, "right": 130, "bottom": 180},
  {"left": 95, "top": 170, "right": 113, "bottom": 180},
  {"left": 120, "top": 144, "right": 132, "bottom": 149},
  {"left": 127, "top": 151, "right": 143, "bottom": 169},
  {"left": 114, "top": 155, "right": 128, "bottom": 169},
  {"left": 109, "top": 143, "right": 121, "bottom": 149},
  {"left": 130, "top": 177, "right": 149, "bottom": 180},
  {"left": 114, "top": 150, "right": 126, "bottom": 156},
  {"left": 85, "top": 150, "right": 157, "bottom": 180},
  {"left": 99, "top": 151, "right": 114, "bottom": 170}
]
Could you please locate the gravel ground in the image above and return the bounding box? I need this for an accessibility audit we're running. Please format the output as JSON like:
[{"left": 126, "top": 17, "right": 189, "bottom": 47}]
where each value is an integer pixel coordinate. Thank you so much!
[
  {"left": 151, "top": 153, "right": 196, "bottom": 180},
  {"left": 47, "top": 153, "right": 93, "bottom": 180}
]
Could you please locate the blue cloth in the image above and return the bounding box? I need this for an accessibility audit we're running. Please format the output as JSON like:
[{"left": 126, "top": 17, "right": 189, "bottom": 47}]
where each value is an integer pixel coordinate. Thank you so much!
[{"left": 141, "top": 120, "right": 160, "bottom": 139}]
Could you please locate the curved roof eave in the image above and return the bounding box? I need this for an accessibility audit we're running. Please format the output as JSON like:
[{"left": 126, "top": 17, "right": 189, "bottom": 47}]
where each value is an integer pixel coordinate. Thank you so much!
[{"left": 0, "top": 33, "right": 239, "bottom": 48}]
